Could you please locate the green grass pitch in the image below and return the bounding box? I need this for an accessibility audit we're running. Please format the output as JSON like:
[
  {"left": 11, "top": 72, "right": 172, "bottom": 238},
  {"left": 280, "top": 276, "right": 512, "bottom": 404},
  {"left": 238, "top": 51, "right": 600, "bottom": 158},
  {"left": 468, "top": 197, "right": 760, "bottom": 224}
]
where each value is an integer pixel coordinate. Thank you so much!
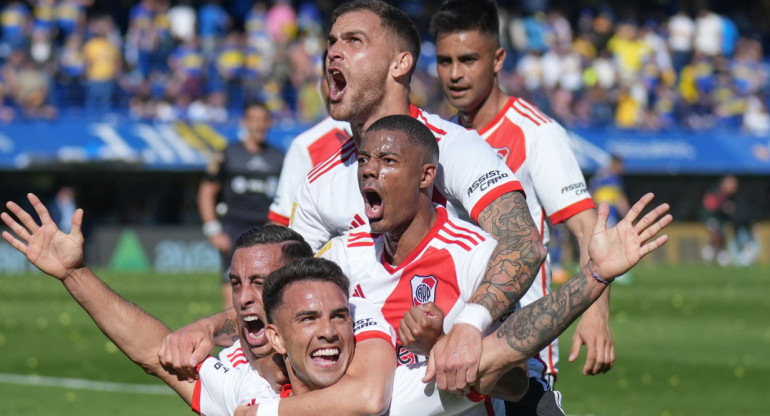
[{"left": 0, "top": 264, "right": 768, "bottom": 415}]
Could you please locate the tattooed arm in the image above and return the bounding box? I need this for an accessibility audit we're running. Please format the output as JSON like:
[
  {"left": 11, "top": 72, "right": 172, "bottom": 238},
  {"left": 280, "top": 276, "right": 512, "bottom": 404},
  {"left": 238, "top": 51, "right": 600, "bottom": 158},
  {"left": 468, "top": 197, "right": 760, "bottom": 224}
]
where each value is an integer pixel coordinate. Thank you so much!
[
  {"left": 473, "top": 191, "right": 547, "bottom": 317},
  {"left": 157, "top": 308, "right": 239, "bottom": 381},
  {"left": 428, "top": 191, "right": 547, "bottom": 393},
  {"left": 472, "top": 193, "right": 672, "bottom": 395}
]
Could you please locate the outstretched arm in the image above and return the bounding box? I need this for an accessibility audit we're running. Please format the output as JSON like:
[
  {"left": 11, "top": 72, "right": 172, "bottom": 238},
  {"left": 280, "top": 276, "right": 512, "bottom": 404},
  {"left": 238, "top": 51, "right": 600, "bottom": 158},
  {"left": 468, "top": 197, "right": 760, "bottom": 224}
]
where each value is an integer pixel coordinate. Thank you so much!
[
  {"left": 472, "top": 193, "right": 671, "bottom": 394},
  {"left": 428, "top": 190, "right": 547, "bottom": 393},
  {"left": 564, "top": 208, "right": 616, "bottom": 375},
  {"left": 2, "top": 194, "right": 195, "bottom": 404}
]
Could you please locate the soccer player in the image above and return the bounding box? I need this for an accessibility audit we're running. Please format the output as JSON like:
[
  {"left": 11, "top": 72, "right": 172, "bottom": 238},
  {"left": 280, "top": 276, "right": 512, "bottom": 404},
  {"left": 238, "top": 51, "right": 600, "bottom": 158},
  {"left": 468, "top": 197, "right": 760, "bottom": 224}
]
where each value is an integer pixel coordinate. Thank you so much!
[
  {"left": 1, "top": 195, "right": 294, "bottom": 414},
  {"left": 162, "top": 116, "right": 671, "bottom": 416},
  {"left": 198, "top": 100, "right": 284, "bottom": 309},
  {"left": 431, "top": 1, "right": 610, "bottom": 412},
  {"left": 241, "top": 180, "right": 670, "bottom": 416},
  {"left": 291, "top": 0, "right": 547, "bottom": 393},
  {"left": 267, "top": 53, "right": 352, "bottom": 226}
]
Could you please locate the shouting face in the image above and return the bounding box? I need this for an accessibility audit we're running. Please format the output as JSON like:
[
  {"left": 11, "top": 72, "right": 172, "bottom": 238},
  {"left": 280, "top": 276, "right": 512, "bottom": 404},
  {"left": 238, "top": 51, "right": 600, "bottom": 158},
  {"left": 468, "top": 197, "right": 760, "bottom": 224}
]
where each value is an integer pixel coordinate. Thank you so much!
[
  {"left": 229, "top": 243, "right": 285, "bottom": 358},
  {"left": 326, "top": 10, "right": 394, "bottom": 127},
  {"left": 357, "top": 128, "right": 432, "bottom": 234}
]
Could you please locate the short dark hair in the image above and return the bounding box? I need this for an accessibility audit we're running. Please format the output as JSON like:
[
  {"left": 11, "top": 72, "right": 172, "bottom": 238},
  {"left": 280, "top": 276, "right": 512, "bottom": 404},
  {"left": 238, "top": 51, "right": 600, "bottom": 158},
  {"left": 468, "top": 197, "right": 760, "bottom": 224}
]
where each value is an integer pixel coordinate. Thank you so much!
[
  {"left": 430, "top": 0, "right": 500, "bottom": 43},
  {"left": 243, "top": 99, "right": 269, "bottom": 115},
  {"left": 234, "top": 226, "right": 313, "bottom": 265},
  {"left": 263, "top": 258, "right": 350, "bottom": 324},
  {"left": 331, "top": 0, "right": 421, "bottom": 77},
  {"left": 366, "top": 114, "right": 439, "bottom": 164}
]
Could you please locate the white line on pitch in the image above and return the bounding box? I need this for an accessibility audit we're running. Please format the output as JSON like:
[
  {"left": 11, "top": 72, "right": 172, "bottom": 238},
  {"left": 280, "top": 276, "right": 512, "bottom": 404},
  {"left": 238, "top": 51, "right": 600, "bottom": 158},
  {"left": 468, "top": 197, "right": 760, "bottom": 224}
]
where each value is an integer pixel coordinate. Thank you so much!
[{"left": 0, "top": 373, "right": 176, "bottom": 395}]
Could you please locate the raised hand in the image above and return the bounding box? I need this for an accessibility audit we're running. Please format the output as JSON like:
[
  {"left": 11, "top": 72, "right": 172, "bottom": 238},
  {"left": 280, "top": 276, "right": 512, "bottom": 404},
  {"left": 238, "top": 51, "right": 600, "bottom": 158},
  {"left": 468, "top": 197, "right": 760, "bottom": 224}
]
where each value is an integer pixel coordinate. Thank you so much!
[
  {"left": 2, "top": 193, "right": 85, "bottom": 280},
  {"left": 588, "top": 192, "right": 672, "bottom": 281}
]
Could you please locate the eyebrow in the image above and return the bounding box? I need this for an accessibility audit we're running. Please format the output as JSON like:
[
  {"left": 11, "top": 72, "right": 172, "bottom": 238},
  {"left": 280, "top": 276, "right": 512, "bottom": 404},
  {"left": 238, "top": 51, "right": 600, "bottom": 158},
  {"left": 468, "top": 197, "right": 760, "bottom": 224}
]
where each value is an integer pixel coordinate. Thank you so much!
[{"left": 328, "top": 29, "right": 369, "bottom": 43}]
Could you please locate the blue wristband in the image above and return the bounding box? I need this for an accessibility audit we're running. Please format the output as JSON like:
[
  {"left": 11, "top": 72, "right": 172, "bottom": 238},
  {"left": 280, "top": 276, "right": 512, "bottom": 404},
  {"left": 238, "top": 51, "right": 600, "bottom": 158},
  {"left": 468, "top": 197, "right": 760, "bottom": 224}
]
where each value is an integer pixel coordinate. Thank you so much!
[{"left": 587, "top": 260, "right": 612, "bottom": 285}]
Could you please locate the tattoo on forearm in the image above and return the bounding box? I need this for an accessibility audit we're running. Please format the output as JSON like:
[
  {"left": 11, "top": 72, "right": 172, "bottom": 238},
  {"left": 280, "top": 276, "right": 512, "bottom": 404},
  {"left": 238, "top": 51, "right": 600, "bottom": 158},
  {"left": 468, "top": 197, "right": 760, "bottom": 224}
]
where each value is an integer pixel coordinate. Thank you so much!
[
  {"left": 496, "top": 271, "right": 598, "bottom": 356},
  {"left": 216, "top": 318, "right": 239, "bottom": 342},
  {"left": 474, "top": 192, "right": 546, "bottom": 320}
]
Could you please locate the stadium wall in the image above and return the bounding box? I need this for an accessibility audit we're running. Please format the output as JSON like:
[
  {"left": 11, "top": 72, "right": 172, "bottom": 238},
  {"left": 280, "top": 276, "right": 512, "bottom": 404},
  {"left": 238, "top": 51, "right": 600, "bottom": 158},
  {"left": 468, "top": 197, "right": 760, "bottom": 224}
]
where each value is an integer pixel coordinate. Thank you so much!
[{"left": 1, "top": 223, "right": 768, "bottom": 276}]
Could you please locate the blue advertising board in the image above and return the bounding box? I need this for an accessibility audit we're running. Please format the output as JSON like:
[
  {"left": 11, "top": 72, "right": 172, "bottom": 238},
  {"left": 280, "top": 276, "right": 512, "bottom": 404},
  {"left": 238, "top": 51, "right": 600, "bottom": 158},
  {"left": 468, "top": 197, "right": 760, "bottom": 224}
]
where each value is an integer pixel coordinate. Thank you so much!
[{"left": 1, "top": 118, "right": 769, "bottom": 174}]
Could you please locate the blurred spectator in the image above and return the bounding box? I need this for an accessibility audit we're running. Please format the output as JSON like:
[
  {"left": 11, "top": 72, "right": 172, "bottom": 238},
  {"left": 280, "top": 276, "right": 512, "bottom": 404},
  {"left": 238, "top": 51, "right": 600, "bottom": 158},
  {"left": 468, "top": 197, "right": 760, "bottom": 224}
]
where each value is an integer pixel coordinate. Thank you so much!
[
  {"left": 198, "top": 0, "right": 230, "bottom": 59},
  {"left": 590, "top": 154, "right": 629, "bottom": 227},
  {"left": 0, "top": 1, "right": 31, "bottom": 51},
  {"left": 167, "top": 0, "right": 196, "bottom": 42},
  {"left": 700, "top": 174, "right": 739, "bottom": 266},
  {"left": 188, "top": 90, "right": 229, "bottom": 123},
  {"left": 694, "top": 8, "right": 723, "bottom": 57},
  {"left": 743, "top": 94, "right": 770, "bottom": 136},
  {"left": 667, "top": 9, "right": 695, "bottom": 73},
  {"left": 125, "top": 0, "right": 159, "bottom": 78},
  {"left": 167, "top": 36, "right": 205, "bottom": 100},
  {"left": 0, "top": 72, "right": 17, "bottom": 122},
  {"left": 55, "top": 0, "right": 87, "bottom": 39},
  {"left": 212, "top": 31, "right": 245, "bottom": 108},
  {"left": 49, "top": 186, "right": 77, "bottom": 234},
  {"left": 266, "top": 0, "right": 296, "bottom": 46},
  {"left": 82, "top": 16, "right": 121, "bottom": 113}
]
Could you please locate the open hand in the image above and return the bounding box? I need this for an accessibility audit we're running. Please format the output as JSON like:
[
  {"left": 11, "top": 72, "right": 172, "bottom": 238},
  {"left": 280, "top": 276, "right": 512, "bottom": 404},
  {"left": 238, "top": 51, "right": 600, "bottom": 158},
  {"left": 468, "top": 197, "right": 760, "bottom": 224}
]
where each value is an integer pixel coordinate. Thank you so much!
[{"left": 2, "top": 193, "right": 85, "bottom": 280}]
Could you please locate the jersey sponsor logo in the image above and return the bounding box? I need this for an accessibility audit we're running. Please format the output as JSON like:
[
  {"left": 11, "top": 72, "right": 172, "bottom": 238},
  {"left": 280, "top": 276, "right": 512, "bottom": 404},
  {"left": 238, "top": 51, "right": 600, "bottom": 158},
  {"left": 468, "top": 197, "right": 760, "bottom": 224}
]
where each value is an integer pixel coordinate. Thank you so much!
[
  {"left": 561, "top": 182, "right": 589, "bottom": 196},
  {"left": 230, "top": 176, "right": 278, "bottom": 196},
  {"left": 410, "top": 275, "right": 437, "bottom": 305},
  {"left": 396, "top": 344, "right": 425, "bottom": 366},
  {"left": 354, "top": 317, "right": 379, "bottom": 333},
  {"left": 212, "top": 361, "right": 230, "bottom": 373},
  {"left": 492, "top": 146, "right": 510, "bottom": 163},
  {"left": 467, "top": 170, "right": 509, "bottom": 197}
]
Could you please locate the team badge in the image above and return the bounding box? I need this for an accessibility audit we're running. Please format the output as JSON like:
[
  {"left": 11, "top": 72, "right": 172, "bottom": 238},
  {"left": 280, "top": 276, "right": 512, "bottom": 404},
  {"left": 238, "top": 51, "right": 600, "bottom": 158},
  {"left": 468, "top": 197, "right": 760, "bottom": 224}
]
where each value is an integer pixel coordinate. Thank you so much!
[{"left": 410, "top": 275, "right": 437, "bottom": 305}]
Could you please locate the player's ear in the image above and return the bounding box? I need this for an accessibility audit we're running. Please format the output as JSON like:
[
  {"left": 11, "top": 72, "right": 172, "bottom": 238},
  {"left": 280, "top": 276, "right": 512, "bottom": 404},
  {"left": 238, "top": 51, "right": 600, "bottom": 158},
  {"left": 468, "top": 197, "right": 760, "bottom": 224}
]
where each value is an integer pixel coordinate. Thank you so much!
[
  {"left": 420, "top": 163, "right": 437, "bottom": 189},
  {"left": 391, "top": 51, "right": 414, "bottom": 80},
  {"left": 266, "top": 324, "right": 287, "bottom": 355},
  {"left": 493, "top": 47, "right": 506, "bottom": 74}
]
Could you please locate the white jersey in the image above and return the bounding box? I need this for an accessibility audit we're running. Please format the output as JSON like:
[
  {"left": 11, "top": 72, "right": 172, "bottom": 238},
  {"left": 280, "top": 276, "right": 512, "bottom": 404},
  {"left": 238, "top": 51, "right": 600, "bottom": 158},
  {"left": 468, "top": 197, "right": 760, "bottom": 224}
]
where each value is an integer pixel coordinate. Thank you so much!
[
  {"left": 268, "top": 117, "right": 351, "bottom": 225},
  {"left": 290, "top": 105, "right": 523, "bottom": 251},
  {"left": 320, "top": 206, "right": 508, "bottom": 415},
  {"left": 390, "top": 362, "right": 504, "bottom": 416},
  {"left": 457, "top": 96, "right": 595, "bottom": 383},
  {"left": 193, "top": 341, "right": 279, "bottom": 416}
]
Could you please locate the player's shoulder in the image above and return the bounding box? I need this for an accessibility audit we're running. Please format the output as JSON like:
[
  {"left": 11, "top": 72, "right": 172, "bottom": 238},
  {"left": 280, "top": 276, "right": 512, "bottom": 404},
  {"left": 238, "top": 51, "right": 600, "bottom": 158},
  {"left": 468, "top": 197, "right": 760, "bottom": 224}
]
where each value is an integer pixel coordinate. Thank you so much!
[
  {"left": 432, "top": 206, "right": 491, "bottom": 251},
  {"left": 216, "top": 340, "right": 251, "bottom": 370},
  {"left": 502, "top": 97, "right": 563, "bottom": 131},
  {"left": 319, "top": 224, "right": 379, "bottom": 255},
  {"left": 291, "top": 117, "right": 351, "bottom": 148},
  {"left": 304, "top": 136, "right": 357, "bottom": 185},
  {"left": 410, "top": 105, "right": 472, "bottom": 139}
]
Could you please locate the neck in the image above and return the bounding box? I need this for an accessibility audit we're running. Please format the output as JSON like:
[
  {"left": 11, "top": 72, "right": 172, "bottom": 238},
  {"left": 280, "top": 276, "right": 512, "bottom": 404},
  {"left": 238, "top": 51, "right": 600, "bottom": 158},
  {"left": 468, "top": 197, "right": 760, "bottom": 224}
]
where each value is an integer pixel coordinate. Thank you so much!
[
  {"left": 383, "top": 200, "right": 437, "bottom": 266},
  {"left": 253, "top": 352, "right": 289, "bottom": 393},
  {"left": 351, "top": 91, "right": 411, "bottom": 148},
  {"left": 459, "top": 85, "right": 509, "bottom": 131},
  {"left": 243, "top": 139, "right": 264, "bottom": 153}
]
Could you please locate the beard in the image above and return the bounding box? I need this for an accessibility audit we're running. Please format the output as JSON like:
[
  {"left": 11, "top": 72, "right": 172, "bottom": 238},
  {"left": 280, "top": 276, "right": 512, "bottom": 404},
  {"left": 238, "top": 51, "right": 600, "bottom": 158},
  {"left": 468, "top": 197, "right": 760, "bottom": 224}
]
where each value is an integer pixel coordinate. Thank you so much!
[{"left": 329, "top": 71, "right": 386, "bottom": 127}]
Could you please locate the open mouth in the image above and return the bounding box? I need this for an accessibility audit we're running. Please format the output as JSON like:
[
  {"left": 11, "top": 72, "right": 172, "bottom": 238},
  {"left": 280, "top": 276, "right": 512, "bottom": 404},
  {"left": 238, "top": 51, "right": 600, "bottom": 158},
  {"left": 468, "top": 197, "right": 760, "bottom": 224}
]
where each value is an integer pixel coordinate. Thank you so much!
[
  {"left": 447, "top": 85, "right": 469, "bottom": 98},
  {"left": 310, "top": 347, "right": 341, "bottom": 366},
  {"left": 363, "top": 188, "right": 383, "bottom": 222},
  {"left": 329, "top": 68, "right": 347, "bottom": 102},
  {"left": 242, "top": 315, "right": 266, "bottom": 347}
]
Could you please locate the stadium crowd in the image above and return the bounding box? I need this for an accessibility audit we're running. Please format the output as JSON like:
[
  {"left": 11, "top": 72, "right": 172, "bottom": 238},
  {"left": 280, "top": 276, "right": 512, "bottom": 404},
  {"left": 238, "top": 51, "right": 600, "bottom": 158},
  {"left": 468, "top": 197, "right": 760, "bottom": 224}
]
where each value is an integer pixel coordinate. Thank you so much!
[{"left": 0, "top": 0, "right": 768, "bottom": 135}]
